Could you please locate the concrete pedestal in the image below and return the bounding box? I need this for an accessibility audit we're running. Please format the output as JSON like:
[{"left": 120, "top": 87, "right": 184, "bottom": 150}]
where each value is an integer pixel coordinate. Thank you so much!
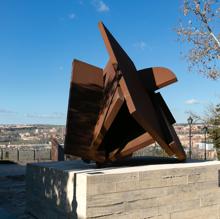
[{"left": 26, "top": 160, "right": 220, "bottom": 219}]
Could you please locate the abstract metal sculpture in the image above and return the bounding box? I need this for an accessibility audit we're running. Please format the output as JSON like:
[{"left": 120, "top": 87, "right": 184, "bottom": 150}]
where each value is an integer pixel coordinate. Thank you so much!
[{"left": 64, "top": 22, "right": 186, "bottom": 163}]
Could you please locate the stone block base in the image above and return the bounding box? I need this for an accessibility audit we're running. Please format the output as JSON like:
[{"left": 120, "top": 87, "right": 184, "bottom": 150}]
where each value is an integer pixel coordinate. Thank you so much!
[{"left": 26, "top": 160, "right": 220, "bottom": 219}]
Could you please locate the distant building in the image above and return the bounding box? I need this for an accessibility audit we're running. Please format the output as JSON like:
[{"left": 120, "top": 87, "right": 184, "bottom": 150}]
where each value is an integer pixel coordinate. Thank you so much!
[
  {"left": 174, "top": 123, "right": 216, "bottom": 160},
  {"left": 196, "top": 142, "right": 214, "bottom": 150}
]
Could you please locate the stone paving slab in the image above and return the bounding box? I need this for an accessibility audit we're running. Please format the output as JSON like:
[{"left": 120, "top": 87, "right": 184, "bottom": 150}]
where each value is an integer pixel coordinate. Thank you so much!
[
  {"left": 0, "top": 208, "right": 16, "bottom": 219},
  {"left": 0, "top": 163, "right": 26, "bottom": 177},
  {"left": 0, "top": 163, "right": 34, "bottom": 219}
]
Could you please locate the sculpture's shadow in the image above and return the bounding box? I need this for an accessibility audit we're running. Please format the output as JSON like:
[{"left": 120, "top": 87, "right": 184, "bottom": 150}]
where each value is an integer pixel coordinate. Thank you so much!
[{"left": 97, "top": 156, "right": 204, "bottom": 168}]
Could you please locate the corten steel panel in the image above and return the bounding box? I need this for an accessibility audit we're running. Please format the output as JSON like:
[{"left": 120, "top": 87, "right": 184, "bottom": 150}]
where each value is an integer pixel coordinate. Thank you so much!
[
  {"left": 91, "top": 60, "right": 124, "bottom": 150},
  {"left": 64, "top": 59, "right": 105, "bottom": 162},
  {"left": 98, "top": 22, "right": 180, "bottom": 157},
  {"left": 109, "top": 132, "right": 155, "bottom": 161},
  {"left": 51, "top": 138, "right": 58, "bottom": 161},
  {"left": 155, "top": 93, "right": 176, "bottom": 125},
  {"left": 51, "top": 138, "right": 64, "bottom": 161},
  {"left": 64, "top": 21, "right": 186, "bottom": 163},
  {"left": 137, "top": 67, "right": 177, "bottom": 92}
]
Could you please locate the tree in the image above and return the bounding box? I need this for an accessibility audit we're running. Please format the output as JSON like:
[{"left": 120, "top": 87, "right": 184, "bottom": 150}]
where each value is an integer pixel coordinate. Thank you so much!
[
  {"left": 176, "top": 0, "right": 220, "bottom": 79},
  {"left": 188, "top": 103, "right": 220, "bottom": 153},
  {"left": 208, "top": 104, "right": 220, "bottom": 151}
]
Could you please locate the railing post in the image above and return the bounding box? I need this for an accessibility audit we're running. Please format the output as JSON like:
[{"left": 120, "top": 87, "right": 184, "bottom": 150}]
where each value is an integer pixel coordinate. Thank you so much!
[
  {"left": 34, "top": 149, "right": 36, "bottom": 161},
  {"left": 17, "top": 148, "right": 19, "bottom": 162}
]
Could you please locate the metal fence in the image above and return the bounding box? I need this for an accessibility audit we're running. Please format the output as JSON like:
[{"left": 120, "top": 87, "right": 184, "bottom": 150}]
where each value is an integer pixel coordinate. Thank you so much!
[
  {"left": 133, "top": 144, "right": 216, "bottom": 161},
  {"left": 0, "top": 148, "right": 51, "bottom": 162}
]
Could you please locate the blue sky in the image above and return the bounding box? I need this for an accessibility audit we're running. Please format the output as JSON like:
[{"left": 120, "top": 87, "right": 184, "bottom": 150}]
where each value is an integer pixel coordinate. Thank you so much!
[{"left": 0, "top": 0, "right": 219, "bottom": 124}]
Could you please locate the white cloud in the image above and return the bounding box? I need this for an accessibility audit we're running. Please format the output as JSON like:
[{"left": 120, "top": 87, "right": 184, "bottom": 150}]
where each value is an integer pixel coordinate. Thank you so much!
[
  {"left": 93, "top": 0, "right": 109, "bottom": 12},
  {"left": 185, "top": 99, "right": 200, "bottom": 105},
  {"left": 68, "top": 13, "right": 76, "bottom": 19},
  {"left": 0, "top": 108, "right": 16, "bottom": 114},
  {"left": 133, "top": 41, "right": 147, "bottom": 50},
  {"left": 25, "top": 112, "right": 65, "bottom": 120}
]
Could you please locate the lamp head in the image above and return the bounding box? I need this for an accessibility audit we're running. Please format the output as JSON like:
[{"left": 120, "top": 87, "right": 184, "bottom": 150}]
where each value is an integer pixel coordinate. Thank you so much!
[{"left": 187, "top": 116, "right": 193, "bottom": 125}]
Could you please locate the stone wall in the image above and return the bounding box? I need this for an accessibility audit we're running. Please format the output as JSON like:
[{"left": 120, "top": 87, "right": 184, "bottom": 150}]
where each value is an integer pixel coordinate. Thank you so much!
[
  {"left": 1, "top": 149, "right": 18, "bottom": 160},
  {"left": 26, "top": 160, "right": 220, "bottom": 219},
  {"left": 26, "top": 160, "right": 93, "bottom": 218},
  {"left": 0, "top": 148, "right": 51, "bottom": 162}
]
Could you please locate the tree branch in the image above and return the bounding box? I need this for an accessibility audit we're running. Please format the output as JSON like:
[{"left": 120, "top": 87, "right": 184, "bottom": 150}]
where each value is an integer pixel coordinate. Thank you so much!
[{"left": 196, "top": 8, "right": 220, "bottom": 48}]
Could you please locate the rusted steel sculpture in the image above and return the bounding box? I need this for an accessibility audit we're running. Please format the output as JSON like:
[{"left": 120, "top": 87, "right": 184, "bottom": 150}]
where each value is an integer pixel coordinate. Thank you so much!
[{"left": 64, "top": 22, "right": 186, "bottom": 163}]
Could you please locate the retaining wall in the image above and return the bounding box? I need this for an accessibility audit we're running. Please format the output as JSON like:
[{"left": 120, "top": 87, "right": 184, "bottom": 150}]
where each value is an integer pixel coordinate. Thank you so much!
[{"left": 26, "top": 160, "right": 220, "bottom": 219}]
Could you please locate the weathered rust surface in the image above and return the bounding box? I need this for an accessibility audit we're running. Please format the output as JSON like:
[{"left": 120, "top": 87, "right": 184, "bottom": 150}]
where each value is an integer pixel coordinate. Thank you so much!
[
  {"left": 138, "top": 67, "right": 177, "bottom": 91},
  {"left": 51, "top": 138, "right": 64, "bottom": 161},
  {"left": 64, "top": 21, "right": 186, "bottom": 163},
  {"left": 64, "top": 59, "right": 105, "bottom": 162}
]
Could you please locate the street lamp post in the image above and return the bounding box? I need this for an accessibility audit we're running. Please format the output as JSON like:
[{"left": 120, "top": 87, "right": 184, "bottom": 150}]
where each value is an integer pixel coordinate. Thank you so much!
[
  {"left": 187, "top": 116, "right": 193, "bottom": 159},
  {"left": 202, "top": 126, "right": 208, "bottom": 160}
]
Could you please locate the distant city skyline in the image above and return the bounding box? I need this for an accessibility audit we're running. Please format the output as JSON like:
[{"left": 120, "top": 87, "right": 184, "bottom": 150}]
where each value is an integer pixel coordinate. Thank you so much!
[{"left": 0, "top": 0, "right": 219, "bottom": 124}]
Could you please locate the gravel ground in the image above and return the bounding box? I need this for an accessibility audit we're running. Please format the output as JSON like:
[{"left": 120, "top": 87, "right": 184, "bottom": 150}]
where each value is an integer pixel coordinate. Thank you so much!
[{"left": 0, "top": 163, "right": 34, "bottom": 219}]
